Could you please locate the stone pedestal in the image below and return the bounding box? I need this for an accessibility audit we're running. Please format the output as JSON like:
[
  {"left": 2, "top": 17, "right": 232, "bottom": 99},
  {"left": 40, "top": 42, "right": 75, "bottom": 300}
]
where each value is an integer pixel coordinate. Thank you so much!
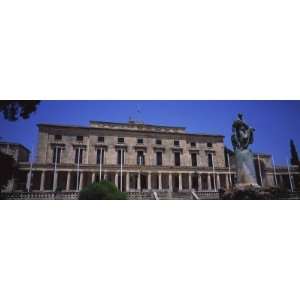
[{"left": 235, "top": 149, "right": 259, "bottom": 188}]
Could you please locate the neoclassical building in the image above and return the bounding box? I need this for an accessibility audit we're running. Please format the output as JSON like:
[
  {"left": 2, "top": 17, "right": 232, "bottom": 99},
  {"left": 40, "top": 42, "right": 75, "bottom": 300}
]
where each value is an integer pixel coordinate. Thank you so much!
[{"left": 3, "top": 120, "right": 300, "bottom": 199}]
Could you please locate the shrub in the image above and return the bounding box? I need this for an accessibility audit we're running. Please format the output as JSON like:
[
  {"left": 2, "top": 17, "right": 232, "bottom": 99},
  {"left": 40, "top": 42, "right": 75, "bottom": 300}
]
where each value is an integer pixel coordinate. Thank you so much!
[
  {"left": 221, "top": 186, "right": 290, "bottom": 200},
  {"left": 79, "top": 181, "right": 127, "bottom": 200}
]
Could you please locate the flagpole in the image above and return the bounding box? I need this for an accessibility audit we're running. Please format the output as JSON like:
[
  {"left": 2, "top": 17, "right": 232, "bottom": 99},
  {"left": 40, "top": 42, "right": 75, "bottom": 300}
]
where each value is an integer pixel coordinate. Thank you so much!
[
  {"left": 227, "top": 152, "right": 232, "bottom": 187},
  {"left": 272, "top": 155, "right": 278, "bottom": 186},
  {"left": 76, "top": 148, "right": 80, "bottom": 191},
  {"left": 53, "top": 146, "right": 58, "bottom": 191},
  {"left": 120, "top": 148, "right": 123, "bottom": 192},
  {"left": 212, "top": 154, "right": 216, "bottom": 191},
  {"left": 27, "top": 145, "right": 34, "bottom": 192},
  {"left": 257, "top": 154, "right": 263, "bottom": 187},
  {"left": 287, "top": 157, "right": 294, "bottom": 192},
  {"left": 99, "top": 148, "right": 103, "bottom": 182}
]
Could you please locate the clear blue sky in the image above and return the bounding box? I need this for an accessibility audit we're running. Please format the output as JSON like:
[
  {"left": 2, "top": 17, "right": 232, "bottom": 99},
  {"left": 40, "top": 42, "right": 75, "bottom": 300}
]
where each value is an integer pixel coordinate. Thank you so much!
[{"left": 1, "top": 100, "right": 299, "bottom": 165}]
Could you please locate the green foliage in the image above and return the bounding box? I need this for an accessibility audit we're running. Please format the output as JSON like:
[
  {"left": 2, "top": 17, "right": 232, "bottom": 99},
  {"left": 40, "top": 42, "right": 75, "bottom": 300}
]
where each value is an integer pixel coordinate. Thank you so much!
[
  {"left": 0, "top": 151, "right": 17, "bottom": 190},
  {"left": 0, "top": 100, "right": 40, "bottom": 121},
  {"left": 79, "top": 181, "right": 127, "bottom": 200}
]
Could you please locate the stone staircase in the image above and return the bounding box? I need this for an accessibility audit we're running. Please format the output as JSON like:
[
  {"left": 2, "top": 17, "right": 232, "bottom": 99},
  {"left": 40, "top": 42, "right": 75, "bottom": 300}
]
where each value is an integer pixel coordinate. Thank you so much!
[
  {"left": 195, "top": 191, "right": 220, "bottom": 200},
  {"left": 157, "top": 191, "right": 193, "bottom": 200}
]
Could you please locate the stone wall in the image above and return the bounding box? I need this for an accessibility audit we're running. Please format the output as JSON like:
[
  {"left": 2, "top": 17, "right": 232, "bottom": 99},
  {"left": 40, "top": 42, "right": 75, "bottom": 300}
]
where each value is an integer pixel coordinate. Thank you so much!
[{"left": 36, "top": 123, "right": 226, "bottom": 168}]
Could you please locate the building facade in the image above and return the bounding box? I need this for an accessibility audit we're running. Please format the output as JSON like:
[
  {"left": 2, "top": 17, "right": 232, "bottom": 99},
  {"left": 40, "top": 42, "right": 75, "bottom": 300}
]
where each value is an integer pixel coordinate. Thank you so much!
[
  {"left": 0, "top": 142, "right": 30, "bottom": 192},
  {"left": 3, "top": 120, "right": 299, "bottom": 198},
  {"left": 16, "top": 121, "right": 233, "bottom": 194}
]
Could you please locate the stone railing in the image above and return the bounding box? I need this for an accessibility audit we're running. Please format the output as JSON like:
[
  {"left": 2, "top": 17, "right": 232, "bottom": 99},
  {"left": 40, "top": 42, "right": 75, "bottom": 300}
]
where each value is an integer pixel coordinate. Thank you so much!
[
  {"left": 2, "top": 192, "right": 79, "bottom": 200},
  {"left": 127, "top": 191, "right": 155, "bottom": 200}
]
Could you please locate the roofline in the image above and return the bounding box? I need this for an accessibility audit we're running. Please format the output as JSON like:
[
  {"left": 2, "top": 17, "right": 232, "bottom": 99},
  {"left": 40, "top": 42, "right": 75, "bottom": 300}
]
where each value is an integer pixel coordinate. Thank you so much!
[
  {"left": 89, "top": 120, "right": 186, "bottom": 130},
  {"left": 0, "top": 141, "right": 31, "bottom": 153},
  {"left": 254, "top": 153, "right": 271, "bottom": 157},
  {"left": 37, "top": 123, "right": 224, "bottom": 138}
]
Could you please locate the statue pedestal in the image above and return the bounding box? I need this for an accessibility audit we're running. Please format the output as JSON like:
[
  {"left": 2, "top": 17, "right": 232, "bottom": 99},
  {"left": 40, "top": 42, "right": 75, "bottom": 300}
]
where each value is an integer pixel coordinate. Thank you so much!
[{"left": 235, "top": 149, "right": 260, "bottom": 188}]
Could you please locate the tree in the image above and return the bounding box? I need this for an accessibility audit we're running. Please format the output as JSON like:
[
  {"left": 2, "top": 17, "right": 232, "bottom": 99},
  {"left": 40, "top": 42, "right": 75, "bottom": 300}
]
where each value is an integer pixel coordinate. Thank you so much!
[
  {"left": 290, "top": 139, "right": 300, "bottom": 166},
  {"left": 0, "top": 100, "right": 40, "bottom": 121},
  {"left": 79, "top": 181, "right": 127, "bottom": 200},
  {"left": 0, "top": 152, "right": 17, "bottom": 191}
]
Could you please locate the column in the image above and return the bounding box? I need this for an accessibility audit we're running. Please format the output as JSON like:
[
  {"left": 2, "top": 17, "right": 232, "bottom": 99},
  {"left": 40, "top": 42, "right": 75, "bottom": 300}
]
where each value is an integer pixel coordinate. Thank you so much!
[
  {"left": 26, "top": 170, "right": 32, "bottom": 191},
  {"left": 207, "top": 174, "right": 212, "bottom": 190},
  {"left": 79, "top": 172, "right": 84, "bottom": 190},
  {"left": 158, "top": 173, "right": 162, "bottom": 190},
  {"left": 225, "top": 173, "right": 229, "bottom": 189},
  {"left": 137, "top": 173, "right": 141, "bottom": 191},
  {"left": 104, "top": 172, "right": 107, "bottom": 180},
  {"left": 198, "top": 173, "right": 202, "bottom": 191},
  {"left": 7, "top": 178, "right": 14, "bottom": 192},
  {"left": 178, "top": 173, "right": 182, "bottom": 191},
  {"left": 126, "top": 172, "right": 130, "bottom": 191},
  {"left": 53, "top": 171, "right": 58, "bottom": 191},
  {"left": 216, "top": 174, "right": 220, "bottom": 189},
  {"left": 114, "top": 173, "right": 118, "bottom": 188},
  {"left": 40, "top": 171, "right": 45, "bottom": 191},
  {"left": 92, "top": 172, "right": 95, "bottom": 183},
  {"left": 66, "top": 171, "right": 71, "bottom": 191},
  {"left": 188, "top": 173, "right": 192, "bottom": 190},
  {"left": 148, "top": 173, "right": 152, "bottom": 190},
  {"left": 169, "top": 173, "right": 172, "bottom": 192}
]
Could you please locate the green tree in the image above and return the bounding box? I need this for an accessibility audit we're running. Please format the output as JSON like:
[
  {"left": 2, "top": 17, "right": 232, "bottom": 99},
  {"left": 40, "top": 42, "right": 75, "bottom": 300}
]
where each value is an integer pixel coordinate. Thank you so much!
[
  {"left": 79, "top": 181, "right": 127, "bottom": 200},
  {"left": 290, "top": 139, "right": 300, "bottom": 166},
  {"left": 0, "top": 100, "right": 40, "bottom": 121},
  {"left": 0, "top": 152, "right": 17, "bottom": 191}
]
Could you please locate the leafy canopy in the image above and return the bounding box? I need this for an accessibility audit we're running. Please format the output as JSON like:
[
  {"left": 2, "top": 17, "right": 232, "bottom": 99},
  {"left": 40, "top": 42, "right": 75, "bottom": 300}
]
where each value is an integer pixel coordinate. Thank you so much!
[
  {"left": 79, "top": 181, "right": 127, "bottom": 200},
  {"left": 0, "top": 100, "right": 41, "bottom": 121}
]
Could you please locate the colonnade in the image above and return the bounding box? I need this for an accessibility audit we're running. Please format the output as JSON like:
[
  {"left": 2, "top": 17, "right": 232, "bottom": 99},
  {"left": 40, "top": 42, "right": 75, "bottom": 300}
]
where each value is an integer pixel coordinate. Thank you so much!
[{"left": 25, "top": 169, "right": 234, "bottom": 192}]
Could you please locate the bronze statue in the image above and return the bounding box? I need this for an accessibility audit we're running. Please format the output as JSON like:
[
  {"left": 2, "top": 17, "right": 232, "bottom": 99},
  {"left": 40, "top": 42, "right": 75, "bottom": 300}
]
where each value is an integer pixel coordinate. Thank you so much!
[
  {"left": 231, "top": 113, "right": 259, "bottom": 188},
  {"left": 231, "top": 113, "right": 255, "bottom": 150}
]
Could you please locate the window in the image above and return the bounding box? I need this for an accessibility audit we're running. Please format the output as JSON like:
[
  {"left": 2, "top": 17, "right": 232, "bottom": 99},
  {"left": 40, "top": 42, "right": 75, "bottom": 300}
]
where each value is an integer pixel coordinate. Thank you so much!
[
  {"left": 137, "top": 151, "right": 145, "bottom": 165},
  {"left": 191, "top": 153, "right": 197, "bottom": 166},
  {"left": 208, "top": 153, "right": 213, "bottom": 167},
  {"left": 174, "top": 140, "right": 180, "bottom": 146},
  {"left": 156, "top": 139, "right": 162, "bottom": 145},
  {"left": 118, "top": 137, "right": 124, "bottom": 144},
  {"left": 207, "top": 142, "right": 212, "bottom": 148},
  {"left": 76, "top": 136, "right": 83, "bottom": 142},
  {"left": 190, "top": 142, "right": 196, "bottom": 147},
  {"left": 137, "top": 138, "right": 143, "bottom": 144},
  {"left": 156, "top": 152, "right": 162, "bottom": 166},
  {"left": 52, "top": 147, "right": 61, "bottom": 164},
  {"left": 117, "top": 149, "right": 125, "bottom": 165},
  {"left": 96, "top": 149, "right": 105, "bottom": 164},
  {"left": 98, "top": 136, "right": 104, "bottom": 143},
  {"left": 174, "top": 152, "right": 181, "bottom": 166},
  {"left": 55, "top": 134, "right": 62, "bottom": 141},
  {"left": 75, "top": 148, "right": 84, "bottom": 164}
]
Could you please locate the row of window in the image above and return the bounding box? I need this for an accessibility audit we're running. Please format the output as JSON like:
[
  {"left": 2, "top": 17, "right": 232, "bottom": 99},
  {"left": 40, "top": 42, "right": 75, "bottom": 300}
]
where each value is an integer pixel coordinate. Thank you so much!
[
  {"left": 54, "top": 134, "right": 213, "bottom": 148},
  {"left": 52, "top": 148, "right": 214, "bottom": 167}
]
